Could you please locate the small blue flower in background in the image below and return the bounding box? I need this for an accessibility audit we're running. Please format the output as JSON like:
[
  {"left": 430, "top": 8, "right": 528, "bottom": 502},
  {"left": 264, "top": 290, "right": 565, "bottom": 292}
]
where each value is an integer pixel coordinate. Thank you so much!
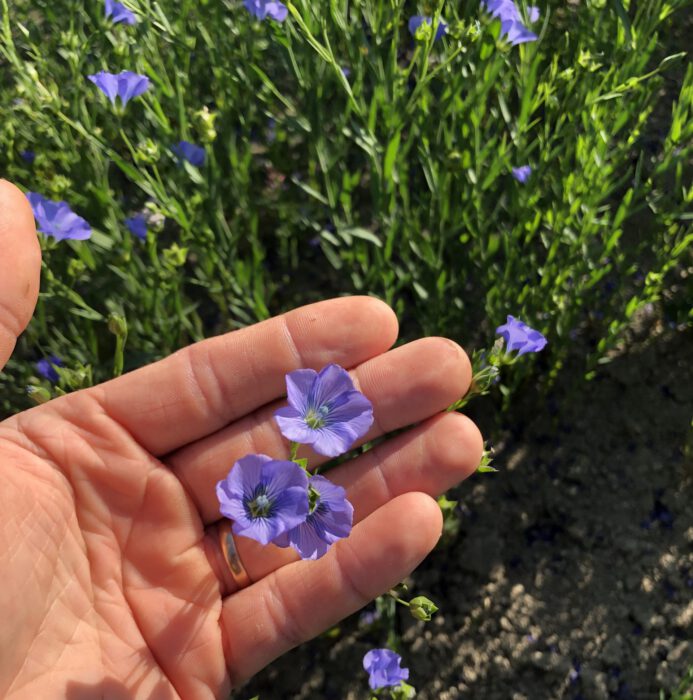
[
  {"left": 496, "top": 315, "right": 547, "bottom": 355},
  {"left": 512, "top": 165, "right": 532, "bottom": 183},
  {"left": 172, "top": 140, "right": 206, "bottom": 167},
  {"left": 104, "top": 0, "right": 136, "bottom": 25},
  {"left": 363, "top": 649, "right": 410, "bottom": 690},
  {"left": 87, "top": 70, "right": 150, "bottom": 107},
  {"left": 481, "top": 0, "right": 539, "bottom": 46},
  {"left": 408, "top": 15, "right": 448, "bottom": 41},
  {"left": 273, "top": 474, "right": 353, "bottom": 559},
  {"left": 359, "top": 608, "right": 382, "bottom": 627},
  {"left": 244, "top": 0, "right": 288, "bottom": 22},
  {"left": 216, "top": 454, "right": 309, "bottom": 545},
  {"left": 274, "top": 363, "right": 374, "bottom": 458},
  {"left": 36, "top": 355, "right": 64, "bottom": 383},
  {"left": 503, "top": 21, "right": 538, "bottom": 45},
  {"left": 27, "top": 192, "right": 92, "bottom": 241},
  {"left": 20, "top": 149, "right": 35, "bottom": 164},
  {"left": 125, "top": 214, "right": 147, "bottom": 240}
]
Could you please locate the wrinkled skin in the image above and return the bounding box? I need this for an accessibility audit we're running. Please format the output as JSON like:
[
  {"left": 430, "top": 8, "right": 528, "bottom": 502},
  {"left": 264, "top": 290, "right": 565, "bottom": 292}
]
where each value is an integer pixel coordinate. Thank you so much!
[{"left": 0, "top": 179, "right": 483, "bottom": 699}]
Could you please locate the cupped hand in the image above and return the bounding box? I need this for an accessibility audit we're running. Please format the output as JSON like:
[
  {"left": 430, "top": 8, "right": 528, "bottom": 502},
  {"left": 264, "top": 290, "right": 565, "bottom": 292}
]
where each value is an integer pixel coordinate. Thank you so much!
[{"left": 0, "top": 180, "right": 483, "bottom": 700}]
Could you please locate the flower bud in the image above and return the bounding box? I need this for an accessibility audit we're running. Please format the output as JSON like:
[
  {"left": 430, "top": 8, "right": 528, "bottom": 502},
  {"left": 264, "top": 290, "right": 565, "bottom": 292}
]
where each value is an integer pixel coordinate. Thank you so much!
[
  {"left": 163, "top": 243, "right": 188, "bottom": 268},
  {"left": 107, "top": 312, "right": 128, "bottom": 339},
  {"left": 409, "top": 596, "right": 438, "bottom": 622},
  {"left": 391, "top": 681, "right": 416, "bottom": 699},
  {"left": 26, "top": 385, "right": 51, "bottom": 404}
]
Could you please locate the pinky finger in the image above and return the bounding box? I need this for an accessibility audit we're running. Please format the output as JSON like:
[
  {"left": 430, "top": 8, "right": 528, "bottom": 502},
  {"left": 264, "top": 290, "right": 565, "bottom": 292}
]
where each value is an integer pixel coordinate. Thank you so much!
[{"left": 220, "top": 492, "right": 443, "bottom": 687}]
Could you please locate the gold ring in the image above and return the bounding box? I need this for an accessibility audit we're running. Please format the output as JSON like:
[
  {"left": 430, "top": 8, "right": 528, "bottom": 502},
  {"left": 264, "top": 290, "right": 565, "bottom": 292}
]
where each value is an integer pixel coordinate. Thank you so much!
[{"left": 219, "top": 520, "right": 251, "bottom": 590}]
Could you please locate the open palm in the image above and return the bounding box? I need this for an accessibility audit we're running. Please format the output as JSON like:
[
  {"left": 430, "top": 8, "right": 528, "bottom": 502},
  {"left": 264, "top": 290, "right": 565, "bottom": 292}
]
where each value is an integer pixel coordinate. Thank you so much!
[{"left": 0, "top": 181, "right": 483, "bottom": 700}]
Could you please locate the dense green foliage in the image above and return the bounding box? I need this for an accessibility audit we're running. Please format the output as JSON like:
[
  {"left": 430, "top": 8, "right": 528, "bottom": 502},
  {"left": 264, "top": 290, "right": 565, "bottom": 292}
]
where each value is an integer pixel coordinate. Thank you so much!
[{"left": 0, "top": 0, "right": 690, "bottom": 414}]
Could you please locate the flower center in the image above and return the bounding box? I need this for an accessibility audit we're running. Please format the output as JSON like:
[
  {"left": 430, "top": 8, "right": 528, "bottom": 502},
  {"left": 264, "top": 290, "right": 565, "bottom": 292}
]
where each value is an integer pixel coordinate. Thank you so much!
[
  {"left": 248, "top": 492, "right": 272, "bottom": 518},
  {"left": 305, "top": 404, "right": 330, "bottom": 429}
]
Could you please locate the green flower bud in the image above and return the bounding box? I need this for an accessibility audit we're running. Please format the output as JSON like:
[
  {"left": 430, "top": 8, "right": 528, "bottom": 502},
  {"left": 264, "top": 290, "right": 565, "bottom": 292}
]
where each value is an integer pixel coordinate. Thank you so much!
[
  {"left": 135, "top": 138, "right": 161, "bottom": 165},
  {"left": 26, "top": 385, "right": 52, "bottom": 404},
  {"left": 107, "top": 312, "right": 128, "bottom": 339},
  {"left": 413, "top": 21, "right": 433, "bottom": 42},
  {"left": 67, "top": 258, "right": 87, "bottom": 278},
  {"left": 391, "top": 681, "right": 416, "bottom": 699},
  {"left": 409, "top": 596, "right": 438, "bottom": 622},
  {"left": 194, "top": 106, "right": 218, "bottom": 144},
  {"left": 163, "top": 243, "right": 188, "bottom": 268}
]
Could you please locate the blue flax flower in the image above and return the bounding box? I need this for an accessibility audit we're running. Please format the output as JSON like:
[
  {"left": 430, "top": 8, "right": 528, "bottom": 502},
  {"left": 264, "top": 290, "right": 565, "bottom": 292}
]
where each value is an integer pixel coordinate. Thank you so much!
[
  {"left": 87, "top": 70, "right": 150, "bottom": 107},
  {"left": 512, "top": 165, "right": 532, "bottom": 183},
  {"left": 105, "top": 0, "right": 136, "bottom": 25},
  {"left": 482, "top": 0, "right": 539, "bottom": 45},
  {"left": 36, "top": 355, "right": 64, "bottom": 383},
  {"left": 27, "top": 192, "right": 92, "bottom": 241},
  {"left": 20, "top": 149, "right": 36, "bottom": 164},
  {"left": 273, "top": 475, "right": 353, "bottom": 559},
  {"left": 363, "top": 649, "right": 410, "bottom": 690},
  {"left": 408, "top": 15, "right": 447, "bottom": 41},
  {"left": 244, "top": 0, "right": 288, "bottom": 22},
  {"left": 216, "top": 454, "right": 309, "bottom": 545},
  {"left": 173, "top": 140, "right": 206, "bottom": 167},
  {"left": 496, "top": 315, "right": 547, "bottom": 355},
  {"left": 125, "top": 214, "right": 147, "bottom": 240},
  {"left": 274, "top": 364, "right": 374, "bottom": 458}
]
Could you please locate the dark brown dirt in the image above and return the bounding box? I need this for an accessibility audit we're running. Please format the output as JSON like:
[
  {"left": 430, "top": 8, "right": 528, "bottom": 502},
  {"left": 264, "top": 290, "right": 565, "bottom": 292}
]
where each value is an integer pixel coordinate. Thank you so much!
[{"left": 242, "top": 322, "right": 692, "bottom": 700}]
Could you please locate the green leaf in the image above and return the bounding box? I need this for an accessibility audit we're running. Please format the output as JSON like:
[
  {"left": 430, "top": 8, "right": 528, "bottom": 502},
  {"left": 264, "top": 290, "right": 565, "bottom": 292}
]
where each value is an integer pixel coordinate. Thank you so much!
[
  {"left": 340, "top": 227, "right": 382, "bottom": 248},
  {"left": 384, "top": 130, "right": 401, "bottom": 183}
]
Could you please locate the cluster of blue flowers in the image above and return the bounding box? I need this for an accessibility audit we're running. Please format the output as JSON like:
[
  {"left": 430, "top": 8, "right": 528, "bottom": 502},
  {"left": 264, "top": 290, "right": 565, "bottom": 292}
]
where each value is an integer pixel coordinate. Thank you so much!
[
  {"left": 25, "top": 0, "right": 541, "bottom": 243},
  {"left": 216, "top": 364, "right": 373, "bottom": 559},
  {"left": 25, "top": 1, "right": 207, "bottom": 244}
]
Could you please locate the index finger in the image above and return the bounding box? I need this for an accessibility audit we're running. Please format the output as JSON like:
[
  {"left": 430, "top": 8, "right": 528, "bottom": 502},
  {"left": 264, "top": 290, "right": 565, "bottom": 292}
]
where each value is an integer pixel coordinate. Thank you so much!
[{"left": 95, "top": 297, "right": 399, "bottom": 455}]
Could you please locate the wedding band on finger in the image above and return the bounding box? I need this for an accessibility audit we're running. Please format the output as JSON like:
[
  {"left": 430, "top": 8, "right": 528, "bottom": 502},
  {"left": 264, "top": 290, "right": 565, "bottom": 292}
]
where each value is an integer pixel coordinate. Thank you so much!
[{"left": 219, "top": 520, "right": 251, "bottom": 590}]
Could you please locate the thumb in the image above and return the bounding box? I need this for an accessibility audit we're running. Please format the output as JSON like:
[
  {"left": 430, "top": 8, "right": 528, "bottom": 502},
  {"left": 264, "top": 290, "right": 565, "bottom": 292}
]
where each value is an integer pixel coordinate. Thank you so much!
[{"left": 0, "top": 180, "right": 41, "bottom": 372}]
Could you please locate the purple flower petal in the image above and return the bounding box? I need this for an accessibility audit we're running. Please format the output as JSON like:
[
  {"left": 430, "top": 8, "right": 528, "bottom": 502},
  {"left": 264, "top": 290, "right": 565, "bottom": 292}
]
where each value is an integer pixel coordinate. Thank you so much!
[
  {"left": 27, "top": 192, "right": 92, "bottom": 241},
  {"left": 495, "top": 315, "right": 547, "bottom": 355},
  {"left": 310, "top": 364, "right": 356, "bottom": 409},
  {"left": 88, "top": 71, "right": 120, "bottom": 105},
  {"left": 35, "top": 354, "right": 64, "bottom": 383},
  {"left": 172, "top": 140, "right": 206, "bottom": 167},
  {"left": 363, "top": 649, "right": 410, "bottom": 690},
  {"left": 274, "top": 407, "right": 318, "bottom": 444},
  {"left": 285, "top": 369, "right": 316, "bottom": 414},
  {"left": 105, "top": 0, "right": 137, "bottom": 25},
  {"left": 512, "top": 165, "right": 532, "bottom": 183},
  {"left": 125, "top": 214, "right": 147, "bottom": 240},
  {"left": 88, "top": 70, "right": 150, "bottom": 107},
  {"left": 504, "top": 20, "right": 538, "bottom": 45},
  {"left": 243, "top": 0, "right": 288, "bottom": 22},
  {"left": 481, "top": 0, "right": 538, "bottom": 45}
]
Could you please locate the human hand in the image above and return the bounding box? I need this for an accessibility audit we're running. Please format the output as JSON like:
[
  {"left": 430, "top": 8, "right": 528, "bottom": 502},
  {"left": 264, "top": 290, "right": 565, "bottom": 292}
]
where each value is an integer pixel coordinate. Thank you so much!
[{"left": 0, "top": 179, "right": 483, "bottom": 699}]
